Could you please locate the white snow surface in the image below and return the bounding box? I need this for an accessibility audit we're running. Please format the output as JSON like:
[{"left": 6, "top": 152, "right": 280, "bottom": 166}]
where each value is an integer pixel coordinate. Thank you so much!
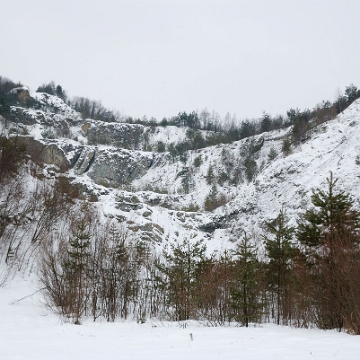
[{"left": 1, "top": 277, "right": 359, "bottom": 360}]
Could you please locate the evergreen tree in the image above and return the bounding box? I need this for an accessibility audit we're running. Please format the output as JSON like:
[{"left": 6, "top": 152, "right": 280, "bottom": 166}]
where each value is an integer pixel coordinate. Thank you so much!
[
  {"left": 334, "top": 93, "right": 348, "bottom": 114},
  {"left": 37, "top": 81, "right": 56, "bottom": 95},
  {"left": 99, "top": 224, "right": 132, "bottom": 321},
  {"left": 297, "top": 172, "right": 360, "bottom": 331},
  {"left": 244, "top": 155, "right": 257, "bottom": 182},
  {"left": 263, "top": 209, "right": 295, "bottom": 325},
  {"left": 282, "top": 138, "right": 291, "bottom": 155},
  {"left": 240, "top": 119, "right": 255, "bottom": 139},
  {"left": 157, "top": 141, "right": 166, "bottom": 152},
  {"left": 56, "top": 84, "right": 67, "bottom": 101},
  {"left": 156, "top": 238, "right": 207, "bottom": 320},
  {"left": 0, "top": 90, "right": 11, "bottom": 117},
  {"left": 204, "top": 184, "right": 220, "bottom": 211},
  {"left": 168, "top": 143, "right": 178, "bottom": 162},
  {"left": 345, "top": 84, "right": 358, "bottom": 104},
  {"left": 65, "top": 220, "right": 91, "bottom": 324},
  {"left": 267, "top": 146, "right": 278, "bottom": 161},
  {"left": 297, "top": 172, "right": 360, "bottom": 248},
  {"left": 193, "top": 155, "right": 202, "bottom": 168},
  {"left": 287, "top": 108, "right": 311, "bottom": 144},
  {"left": 230, "top": 233, "right": 262, "bottom": 327},
  {"left": 206, "top": 165, "right": 215, "bottom": 185},
  {"left": 260, "top": 112, "right": 272, "bottom": 133}
]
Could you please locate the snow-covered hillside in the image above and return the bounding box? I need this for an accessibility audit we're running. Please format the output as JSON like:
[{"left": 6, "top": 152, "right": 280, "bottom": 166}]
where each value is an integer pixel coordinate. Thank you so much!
[
  {"left": 99, "top": 98, "right": 360, "bottom": 251},
  {"left": 223, "top": 98, "right": 360, "bottom": 236},
  {"left": 3, "top": 89, "right": 360, "bottom": 253}
]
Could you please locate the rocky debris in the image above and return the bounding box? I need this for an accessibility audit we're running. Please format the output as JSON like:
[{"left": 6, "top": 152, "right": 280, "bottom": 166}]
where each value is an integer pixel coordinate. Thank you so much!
[
  {"left": 74, "top": 181, "right": 110, "bottom": 202},
  {"left": 199, "top": 215, "right": 228, "bottom": 233},
  {"left": 115, "top": 202, "right": 143, "bottom": 212},
  {"left": 10, "top": 107, "right": 39, "bottom": 125},
  {"left": 139, "top": 191, "right": 181, "bottom": 209},
  {"left": 142, "top": 210, "right": 152, "bottom": 217}
]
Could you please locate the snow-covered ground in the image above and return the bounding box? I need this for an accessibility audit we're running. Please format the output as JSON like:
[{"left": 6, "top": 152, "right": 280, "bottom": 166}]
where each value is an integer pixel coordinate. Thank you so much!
[{"left": 1, "top": 278, "right": 359, "bottom": 360}]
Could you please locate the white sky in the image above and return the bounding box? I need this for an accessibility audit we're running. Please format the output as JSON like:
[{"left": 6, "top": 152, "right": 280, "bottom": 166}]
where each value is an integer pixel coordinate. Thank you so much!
[{"left": 2, "top": 0, "right": 360, "bottom": 120}]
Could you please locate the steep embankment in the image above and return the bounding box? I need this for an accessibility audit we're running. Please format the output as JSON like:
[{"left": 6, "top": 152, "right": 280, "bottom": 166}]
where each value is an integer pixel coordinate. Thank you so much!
[{"left": 3, "top": 88, "right": 360, "bottom": 252}]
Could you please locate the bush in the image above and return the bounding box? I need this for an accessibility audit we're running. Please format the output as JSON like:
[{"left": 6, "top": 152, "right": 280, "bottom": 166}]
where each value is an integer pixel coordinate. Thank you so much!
[
  {"left": 268, "top": 146, "right": 278, "bottom": 161},
  {"left": 282, "top": 138, "right": 291, "bottom": 155},
  {"left": 244, "top": 155, "right": 257, "bottom": 182},
  {"left": 194, "top": 155, "right": 202, "bottom": 168},
  {"left": 217, "top": 171, "right": 228, "bottom": 186},
  {"left": 204, "top": 184, "right": 227, "bottom": 211},
  {"left": 182, "top": 203, "right": 200, "bottom": 212},
  {"left": 157, "top": 141, "right": 166, "bottom": 152},
  {"left": 356, "top": 155, "right": 360, "bottom": 166}
]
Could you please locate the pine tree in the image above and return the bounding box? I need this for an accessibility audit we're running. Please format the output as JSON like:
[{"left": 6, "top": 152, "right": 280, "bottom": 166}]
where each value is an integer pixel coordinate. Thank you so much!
[
  {"left": 244, "top": 155, "right": 257, "bottom": 182},
  {"left": 297, "top": 173, "right": 360, "bottom": 331},
  {"left": 267, "top": 146, "right": 278, "bottom": 161},
  {"left": 297, "top": 172, "right": 360, "bottom": 248},
  {"left": 56, "top": 84, "right": 67, "bottom": 101},
  {"left": 66, "top": 220, "right": 91, "bottom": 324},
  {"left": 204, "top": 184, "right": 218, "bottom": 211},
  {"left": 282, "top": 138, "right": 291, "bottom": 155},
  {"left": 260, "top": 112, "right": 272, "bottom": 133},
  {"left": 263, "top": 209, "right": 295, "bottom": 325},
  {"left": 230, "top": 233, "right": 262, "bottom": 327},
  {"left": 156, "top": 238, "right": 207, "bottom": 321},
  {"left": 345, "top": 84, "right": 358, "bottom": 104},
  {"left": 206, "top": 165, "right": 215, "bottom": 185}
]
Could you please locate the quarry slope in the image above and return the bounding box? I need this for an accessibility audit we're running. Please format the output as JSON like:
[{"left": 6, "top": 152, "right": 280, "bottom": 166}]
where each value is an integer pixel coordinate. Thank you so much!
[{"left": 4, "top": 90, "right": 360, "bottom": 252}]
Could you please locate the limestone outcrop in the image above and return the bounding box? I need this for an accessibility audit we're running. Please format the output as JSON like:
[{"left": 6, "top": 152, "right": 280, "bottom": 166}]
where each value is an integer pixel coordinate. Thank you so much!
[{"left": 19, "top": 137, "right": 70, "bottom": 170}]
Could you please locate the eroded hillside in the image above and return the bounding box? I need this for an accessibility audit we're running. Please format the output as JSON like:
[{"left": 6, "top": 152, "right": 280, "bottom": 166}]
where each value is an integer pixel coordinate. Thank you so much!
[{"left": 1, "top": 85, "right": 360, "bottom": 255}]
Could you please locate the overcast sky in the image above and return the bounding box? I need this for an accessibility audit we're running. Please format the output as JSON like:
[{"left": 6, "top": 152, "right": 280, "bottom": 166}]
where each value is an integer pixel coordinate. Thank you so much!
[{"left": 2, "top": 0, "right": 360, "bottom": 121}]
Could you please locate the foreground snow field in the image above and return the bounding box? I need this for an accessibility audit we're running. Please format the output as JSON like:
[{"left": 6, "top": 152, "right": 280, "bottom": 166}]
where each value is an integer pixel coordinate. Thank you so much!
[{"left": 1, "top": 278, "right": 359, "bottom": 360}]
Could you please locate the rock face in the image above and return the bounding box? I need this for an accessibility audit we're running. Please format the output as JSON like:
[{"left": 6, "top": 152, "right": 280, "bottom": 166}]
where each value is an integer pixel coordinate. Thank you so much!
[
  {"left": 87, "top": 149, "right": 154, "bottom": 187},
  {"left": 58, "top": 143, "right": 155, "bottom": 187},
  {"left": 41, "top": 143, "right": 70, "bottom": 170},
  {"left": 72, "top": 147, "right": 97, "bottom": 175},
  {"left": 10, "top": 107, "right": 39, "bottom": 125},
  {"left": 18, "top": 136, "right": 155, "bottom": 188},
  {"left": 19, "top": 137, "right": 70, "bottom": 170},
  {"left": 10, "top": 87, "right": 31, "bottom": 103},
  {"left": 85, "top": 122, "right": 148, "bottom": 149}
]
